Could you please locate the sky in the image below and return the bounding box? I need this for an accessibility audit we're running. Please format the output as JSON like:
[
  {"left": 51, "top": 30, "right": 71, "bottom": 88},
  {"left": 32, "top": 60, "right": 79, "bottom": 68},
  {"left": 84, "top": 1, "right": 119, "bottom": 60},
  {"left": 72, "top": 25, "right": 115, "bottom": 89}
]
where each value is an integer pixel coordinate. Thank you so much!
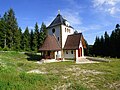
[{"left": 0, "top": 0, "right": 120, "bottom": 45}]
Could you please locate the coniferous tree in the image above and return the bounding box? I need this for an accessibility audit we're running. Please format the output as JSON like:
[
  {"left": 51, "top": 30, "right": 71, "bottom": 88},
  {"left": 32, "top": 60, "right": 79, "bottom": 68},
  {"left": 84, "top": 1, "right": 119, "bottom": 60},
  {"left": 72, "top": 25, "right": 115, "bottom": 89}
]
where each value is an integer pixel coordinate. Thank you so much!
[
  {"left": 7, "top": 8, "right": 18, "bottom": 49},
  {"left": 1, "top": 12, "right": 8, "bottom": 48},
  {"left": 39, "top": 22, "right": 47, "bottom": 47},
  {"left": 16, "top": 27, "right": 22, "bottom": 50},
  {"left": 92, "top": 24, "right": 120, "bottom": 57},
  {"left": 0, "top": 18, "right": 5, "bottom": 48},
  {"left": 30, "top": 29, "right": 34, "bottom": 51},
  {"left": 23, "top": 27, "right": 30, "bottom": 51},
  {"left": 33, "top": 22, "right": 39, "bottom": 51},
  {"left": 114, "top": 24, "right": 120, "bottom": 57},
  {"left": 104, "top": 31, "right": 109, "bottom": 56},
  {"left": 93, "top": 37, "right": 100, "bottom": 56},
  {"left": 100, "top": 35, "right": 104, "bottom": 56}
]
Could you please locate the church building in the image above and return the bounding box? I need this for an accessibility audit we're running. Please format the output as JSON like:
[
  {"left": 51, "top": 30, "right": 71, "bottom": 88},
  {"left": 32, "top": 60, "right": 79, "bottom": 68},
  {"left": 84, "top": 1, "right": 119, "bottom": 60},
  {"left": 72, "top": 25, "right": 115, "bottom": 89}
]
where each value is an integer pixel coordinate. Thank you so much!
[{"left": 39, "top": 13, "right": 86, "bottom": 61}]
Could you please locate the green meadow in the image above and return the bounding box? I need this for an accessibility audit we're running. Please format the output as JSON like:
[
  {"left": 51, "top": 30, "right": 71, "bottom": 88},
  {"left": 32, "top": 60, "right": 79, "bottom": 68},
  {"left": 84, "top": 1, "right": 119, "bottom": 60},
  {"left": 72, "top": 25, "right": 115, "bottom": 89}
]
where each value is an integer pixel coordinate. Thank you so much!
[{"left": 0, "top": 51, "right": 120, "bottom": 90}]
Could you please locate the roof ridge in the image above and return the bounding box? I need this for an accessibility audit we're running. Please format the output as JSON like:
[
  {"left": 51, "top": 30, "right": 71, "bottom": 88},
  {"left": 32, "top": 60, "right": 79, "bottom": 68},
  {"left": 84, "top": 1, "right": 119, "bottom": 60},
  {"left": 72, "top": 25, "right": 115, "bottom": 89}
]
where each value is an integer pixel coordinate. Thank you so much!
[
  {"left": 52, "top": 34, "right": 61, "bottom": 48},
  {"left": 68, "top": 33, "right": 82, "bottom": 36}
]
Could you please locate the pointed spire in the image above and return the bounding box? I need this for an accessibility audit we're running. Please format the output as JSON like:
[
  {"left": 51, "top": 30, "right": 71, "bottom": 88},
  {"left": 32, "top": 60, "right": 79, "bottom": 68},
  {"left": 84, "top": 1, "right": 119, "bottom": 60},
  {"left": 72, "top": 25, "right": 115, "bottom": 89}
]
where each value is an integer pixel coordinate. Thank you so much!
[{"left": 58, "top": 10, "right": 60, "bottom": 15}]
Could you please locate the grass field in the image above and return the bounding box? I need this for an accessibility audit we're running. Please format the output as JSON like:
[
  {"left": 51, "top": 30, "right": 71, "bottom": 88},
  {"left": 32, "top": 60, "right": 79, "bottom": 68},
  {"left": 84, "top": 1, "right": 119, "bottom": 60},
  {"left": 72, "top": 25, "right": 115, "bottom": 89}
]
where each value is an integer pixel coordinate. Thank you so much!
[{"left": 0, "top": 51, "right": 120, "bottom": 90}]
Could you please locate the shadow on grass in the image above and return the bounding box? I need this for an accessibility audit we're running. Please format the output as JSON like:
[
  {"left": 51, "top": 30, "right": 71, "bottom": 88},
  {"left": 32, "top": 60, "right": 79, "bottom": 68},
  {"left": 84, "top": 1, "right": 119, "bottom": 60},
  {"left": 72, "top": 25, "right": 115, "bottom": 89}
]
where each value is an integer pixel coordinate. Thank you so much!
[{"left": 25, "top": 52, "right": 42, "bottom": 61}]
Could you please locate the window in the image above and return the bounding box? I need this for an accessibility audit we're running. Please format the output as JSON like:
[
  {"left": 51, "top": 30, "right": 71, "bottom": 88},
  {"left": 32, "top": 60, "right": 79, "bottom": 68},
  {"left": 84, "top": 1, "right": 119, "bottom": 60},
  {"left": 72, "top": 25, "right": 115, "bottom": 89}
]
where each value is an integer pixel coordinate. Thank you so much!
[
  {"left": 58, "top": 37, "right": 59, "bottom": 41},
  {"left": 71, "top": 50, "right": 73, "bottom": 54},
  {"left": 69, "top": 29, "right": 71, "bottom": 33},
  {"left": 66, "top": 51, "right": 68, "bottom": 54},
  {"left": 52, "top": 28, "right": 55, "bottom": 33},
  {"left": 67, "top": 28, "right": 69, "bottom": 32},
  {"left": 65, "top": 28, "right": 66, "bottom": 32}
]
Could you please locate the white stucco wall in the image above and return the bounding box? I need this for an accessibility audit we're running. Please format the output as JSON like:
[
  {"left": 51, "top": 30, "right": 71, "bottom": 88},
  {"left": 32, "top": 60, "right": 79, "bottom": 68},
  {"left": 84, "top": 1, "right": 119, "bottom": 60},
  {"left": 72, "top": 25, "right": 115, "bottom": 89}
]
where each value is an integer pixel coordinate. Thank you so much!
[
  {"left": 48, "top": 26, "right": 61, "bottom": 44},
  {"left": 75, "top": 50, "right": 78, "bottom": 60},
  {"left": 79, "top": 41, "right": 84, "bottom": 57},
  {"left": 64, "top": 50, "right": 75, "bottom": 58},
  {"left": 61, "top": 25, "right": 74, "bottom": 48}
]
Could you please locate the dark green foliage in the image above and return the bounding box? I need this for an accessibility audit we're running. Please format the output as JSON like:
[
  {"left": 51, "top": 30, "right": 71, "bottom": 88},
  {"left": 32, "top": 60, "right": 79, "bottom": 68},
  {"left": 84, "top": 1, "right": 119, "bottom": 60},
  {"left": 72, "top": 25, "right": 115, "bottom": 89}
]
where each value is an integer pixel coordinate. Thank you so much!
[
  {"left": 23, "top": 27, "right": 30, "bottom": 51},
  {"left": 3, "top": 46, "right": 10, "bottom": 51},
  {"left": 84, "top": 40, "right": 89, "bottom": 56},
  {"left": 30, "top": 29, "right": 34, "bottom": 51},
  {"left": 33, "top": 22, "right": 39, "bottom": 51},
  {"left": 93, "top": 24, "right": 120, "bottom": 57},
  {"left": 39, "top": 22, "right": 47, "bottom": 47},
  {"left": 0, "top": 8, "right": 47, "bottom": 52}
]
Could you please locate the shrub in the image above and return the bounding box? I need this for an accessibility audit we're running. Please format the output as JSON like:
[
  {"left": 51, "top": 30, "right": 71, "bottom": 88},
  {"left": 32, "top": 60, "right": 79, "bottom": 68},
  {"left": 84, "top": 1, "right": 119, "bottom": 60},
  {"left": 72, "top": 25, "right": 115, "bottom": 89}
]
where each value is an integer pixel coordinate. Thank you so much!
[
  {"left": 3, "top": 47, "right": 9, "bottom": 51},
  {"left": 0, "top": 47, "right": 2, "bottom": 51}
]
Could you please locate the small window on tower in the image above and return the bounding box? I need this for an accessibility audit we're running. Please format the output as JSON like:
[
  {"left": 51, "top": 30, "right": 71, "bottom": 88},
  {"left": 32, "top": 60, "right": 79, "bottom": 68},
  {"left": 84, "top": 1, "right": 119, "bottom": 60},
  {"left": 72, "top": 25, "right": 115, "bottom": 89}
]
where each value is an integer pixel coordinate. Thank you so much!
[
  {"left": 67, "top": 28, "right": 69, "bottom": 32},
  {"left": 69, "top": 29, "right": 71, "bottom": 33},
  {"left": 65, "top": 28, "right": 66, "bottom": 32},
  {"left": 58, "top": 37, "right": 59, "bottom": 41},
  {"left": 52, "top": 28, "right": 55, "bottom": 33}
]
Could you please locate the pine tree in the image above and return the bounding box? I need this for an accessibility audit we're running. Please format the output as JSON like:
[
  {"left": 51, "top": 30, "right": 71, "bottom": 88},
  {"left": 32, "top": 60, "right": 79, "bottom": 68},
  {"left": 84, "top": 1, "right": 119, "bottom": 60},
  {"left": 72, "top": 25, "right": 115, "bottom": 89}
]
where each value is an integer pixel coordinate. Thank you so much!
[
  {"left": 23, "top": 27, "right": 30, "bottom": 51},
  {"left": 100, "top": 35, "right": 104, "bottom": 56},
  {"left": 104, "top": 31, "right": 109, "bottom": 56},
  {"left": 0, "top": 18, "right": 5, "bottom": 48},
  {"left": 93, "top": 37, "right": 100, "bottom": 56},
  {"left": 15, "top": 27, "right": 22, "bottom": 50},
  {"left": 7, "top": 8, "right": 19, "bottom": 50},
  {"left": 30, "top": 29, "right": 34, "bottom": 51},
  {"left": 1, "top": 8, "right": 19, "bottom": 50},
  {"left": 115, "top": 24, "right": 120, "bottom": 57},
  {"left": 1, "top": 12, "right": 8, "bottom": 48},
  {"left": 39, "top": 22, "right": 47, "bottom": 47},
  {"left": 32, "top": 22, "right": 39, "bottom": 51}
]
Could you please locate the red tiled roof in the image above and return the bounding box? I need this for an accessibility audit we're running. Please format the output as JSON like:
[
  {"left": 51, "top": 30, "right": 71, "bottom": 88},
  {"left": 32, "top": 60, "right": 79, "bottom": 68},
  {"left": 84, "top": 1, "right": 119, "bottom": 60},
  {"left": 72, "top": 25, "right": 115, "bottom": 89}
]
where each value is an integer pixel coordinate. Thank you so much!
[
  {"left": 63, "top": 33, "right": 86, "bottom": 50},
  {"left": 39, "top": 35, "right": 61, "bottom": 51}
]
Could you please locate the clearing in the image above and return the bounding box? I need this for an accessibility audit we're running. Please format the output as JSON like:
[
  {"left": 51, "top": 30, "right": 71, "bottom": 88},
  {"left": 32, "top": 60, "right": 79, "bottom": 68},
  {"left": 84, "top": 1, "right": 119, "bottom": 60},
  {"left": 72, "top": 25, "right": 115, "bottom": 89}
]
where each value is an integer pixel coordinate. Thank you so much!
[{"left": 0, "top": 51, "right": 120, "bottom": 90}]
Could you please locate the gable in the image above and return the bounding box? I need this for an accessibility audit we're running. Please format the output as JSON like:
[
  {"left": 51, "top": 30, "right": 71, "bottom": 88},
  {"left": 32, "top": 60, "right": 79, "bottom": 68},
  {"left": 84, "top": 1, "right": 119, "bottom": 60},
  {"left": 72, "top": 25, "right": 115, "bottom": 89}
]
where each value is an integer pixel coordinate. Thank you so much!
[{"left": 63, "top": 33, "right": 82, "bottom": 50}]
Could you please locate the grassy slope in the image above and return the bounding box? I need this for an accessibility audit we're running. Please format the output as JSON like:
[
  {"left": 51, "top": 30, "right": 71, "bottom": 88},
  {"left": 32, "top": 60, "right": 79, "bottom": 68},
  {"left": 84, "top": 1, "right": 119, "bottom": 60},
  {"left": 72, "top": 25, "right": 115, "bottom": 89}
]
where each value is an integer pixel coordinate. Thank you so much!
[{"left": 0, "top": 51, "right": 120, "bottom": 90}]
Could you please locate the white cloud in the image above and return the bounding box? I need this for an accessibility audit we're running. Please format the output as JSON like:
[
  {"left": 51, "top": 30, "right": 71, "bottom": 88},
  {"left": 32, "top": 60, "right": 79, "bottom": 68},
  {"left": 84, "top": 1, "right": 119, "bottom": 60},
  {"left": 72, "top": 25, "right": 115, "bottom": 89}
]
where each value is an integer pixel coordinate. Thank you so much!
[
  {"left": 107, "top": 7, "right": 120, "bottom": 14},
  {"left": 93, "top": 0, "right": 120, "bottom": 15},
  {"left": 93, "top": 0, "right": 120, "bottom": 6},
  {"left": 61, "top": 9, "right": 82, "bottom": 25}
]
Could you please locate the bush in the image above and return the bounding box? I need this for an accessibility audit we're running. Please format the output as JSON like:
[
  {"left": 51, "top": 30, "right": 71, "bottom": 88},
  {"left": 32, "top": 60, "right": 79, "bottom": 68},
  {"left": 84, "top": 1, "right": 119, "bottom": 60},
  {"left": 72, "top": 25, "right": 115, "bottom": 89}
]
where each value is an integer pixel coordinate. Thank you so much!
[
  {"left": 0, "top": 47, "right": 2, "bottom": 51},
  {"left": 3, "top": 47, "right": 9, "bottom": 51}
]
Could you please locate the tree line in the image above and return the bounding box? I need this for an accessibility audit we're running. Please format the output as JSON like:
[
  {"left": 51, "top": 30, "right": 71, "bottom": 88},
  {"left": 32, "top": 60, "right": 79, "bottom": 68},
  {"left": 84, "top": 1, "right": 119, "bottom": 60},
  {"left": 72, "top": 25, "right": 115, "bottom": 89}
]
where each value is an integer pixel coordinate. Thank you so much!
[
  {"left": 0, "top": 8, "right": 47, "bottom": 52},
  {"left": 91, "top": 24, "right": 120, "bottom": 58}
]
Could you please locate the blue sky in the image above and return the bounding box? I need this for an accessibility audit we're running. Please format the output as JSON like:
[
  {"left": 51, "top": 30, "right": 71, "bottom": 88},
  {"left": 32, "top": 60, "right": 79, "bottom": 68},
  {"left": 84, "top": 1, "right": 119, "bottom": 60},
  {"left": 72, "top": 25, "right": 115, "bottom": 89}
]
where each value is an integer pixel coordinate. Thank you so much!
[{"left": 0, "top": 0, "right": 120, "bottom": 45}]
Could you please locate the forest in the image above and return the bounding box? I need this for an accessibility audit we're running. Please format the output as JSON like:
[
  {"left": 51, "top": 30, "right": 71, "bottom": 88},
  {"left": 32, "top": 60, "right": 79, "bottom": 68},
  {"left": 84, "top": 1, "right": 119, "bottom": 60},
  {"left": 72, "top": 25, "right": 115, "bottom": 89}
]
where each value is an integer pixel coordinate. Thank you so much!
[
  {"left": 0, "top": 8, "right": 47, "bottom": 52},
  {"left": 91, "top": 24, "right": 120, "bottom": 58}
]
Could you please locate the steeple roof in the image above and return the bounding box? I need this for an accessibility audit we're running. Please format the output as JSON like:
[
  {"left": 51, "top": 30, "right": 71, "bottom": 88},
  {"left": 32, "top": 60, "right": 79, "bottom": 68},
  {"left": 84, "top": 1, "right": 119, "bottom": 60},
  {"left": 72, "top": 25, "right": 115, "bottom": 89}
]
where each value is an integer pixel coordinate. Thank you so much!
[{"left": 47, "top": 14, "right": 66, "bottom": 28}]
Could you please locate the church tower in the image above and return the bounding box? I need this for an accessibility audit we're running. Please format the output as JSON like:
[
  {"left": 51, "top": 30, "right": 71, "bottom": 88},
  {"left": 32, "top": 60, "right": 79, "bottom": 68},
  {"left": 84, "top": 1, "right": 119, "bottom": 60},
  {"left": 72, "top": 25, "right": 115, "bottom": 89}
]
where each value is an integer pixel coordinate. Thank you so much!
[{"left": 47, "top": 13, "right": 74, "bottom": 49}]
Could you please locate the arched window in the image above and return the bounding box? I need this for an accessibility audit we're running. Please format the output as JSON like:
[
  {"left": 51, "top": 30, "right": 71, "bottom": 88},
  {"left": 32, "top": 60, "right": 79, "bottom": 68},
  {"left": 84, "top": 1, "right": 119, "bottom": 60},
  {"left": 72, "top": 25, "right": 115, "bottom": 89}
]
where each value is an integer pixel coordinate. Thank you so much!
[
  {"left": 65, "top": 28, "right": 66, "bottom": 32},
  {"left": 52, "top": 28, "right": 55, "bottom": 33}
]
